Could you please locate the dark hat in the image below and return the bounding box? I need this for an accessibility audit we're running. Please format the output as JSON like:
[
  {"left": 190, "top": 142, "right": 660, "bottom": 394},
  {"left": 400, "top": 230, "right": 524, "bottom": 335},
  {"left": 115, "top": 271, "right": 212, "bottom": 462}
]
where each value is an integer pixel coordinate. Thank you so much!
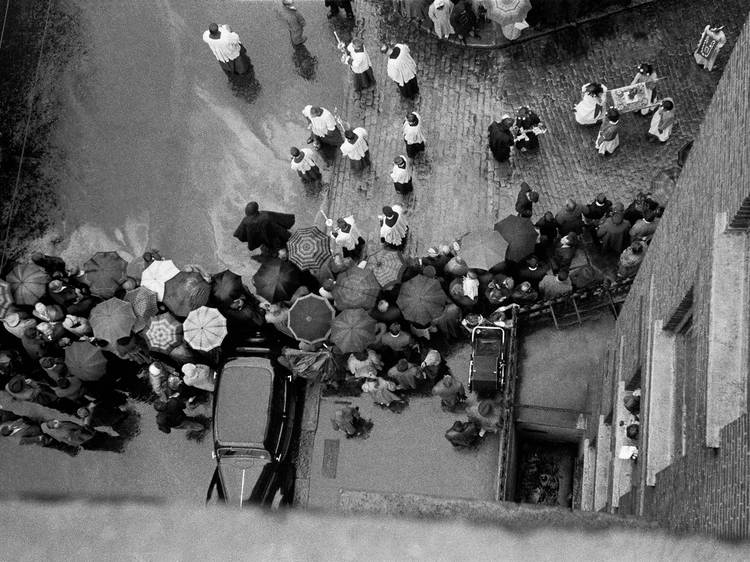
[
  {"left": 7, "top": 375, "right": 26, "bottom": 394},
  {"left": 397, "top": 359, "right": 409, "bottom": 371},
  {"left": 388, "top": 322, "right": 401, "bottom": 332},
  {"left": 557, "top": 270, "right": 569, "bottom": 281},
  {"left": 406, "top": 112, "right": 418, "bottom": 124},
  {"left": 393, "top": 156, "right": 405, "bottom": 166},
  {"left": 606, "top": 108, "right": 620, "bottom": 122},
  {"left": 310, "top": 106, "right": 323, "bottom": 116},
  {"left": 344, "top": 129, "right": 356, "bottom": 141},
  {"left": 353, "top": 350, "right": 368, "bottom": 361},
  {"left": 290, "top": 147, "right": 300, "bottom": 157},
  {"left": 245, "top": 201, "right": 259, "bottom": 216},
  {"left": 527, "top": 256, "right": 539, "bottom": 268},
  {"left": 529, "top": 191, "right": 539, "bottom": 203},
  {"left": 595, "top": 193, "right": 607, "bottom": 203},
  {"left": 208, "top": 23, "right": 220, "bottom": 38},
  {"left": 382, "top": 206, "right": 394, "bottom": 216},
  {"left": 478, "top": 400, "right": 493, "bottom": 417}
]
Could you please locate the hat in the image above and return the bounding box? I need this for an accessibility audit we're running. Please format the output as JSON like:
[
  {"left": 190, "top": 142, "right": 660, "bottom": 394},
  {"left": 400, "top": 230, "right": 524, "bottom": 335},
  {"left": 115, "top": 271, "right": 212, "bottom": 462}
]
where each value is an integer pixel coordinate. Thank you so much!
[
  {"left": 393, "top": 156, "right": 405, "bottom": 167},
  {"left": 382, "top": 206, "right": 394, "bottom": 216},
  {"left": 427, "top": 247, "right": 439, "bottom": 258},
  {"left": 2, "top": 313, "right": 21, "bottom": 328},
  {"left": 478, "top": 400, "right": 493, "bottom": 417},
  {"left": 529, "top": 191, "right": 540, "bottom": 203},
  {"left": 595, "top": 193, "right": 607, "bottom": 204},
  {"left": 439, "top": 244, "right": 452, "bottom": 255},
  {"left": 527, "top": 256, "right": 539, "bottom": 268},
  {"left": 148, "top": 363, "right": 163, "bottom": 376},
  {"left": 7, "top": 375, "right": 26, "bottom": 394},
  {"left": 397, "top": 359, "right": 409, "bottom": 372},
  {"left": 33, "top": 302, "right": 50, "bottom": 321},
  {"left": 501, "top": 113, "right": 511, "bottom": 120},
  {"left": 208, "top": 23, "right": 220, "bottom": 38},
  {"left": 290, "top": 147, "right": 300, "bottom": 157},
  {"left": 388, "top": 322, "right": 401, "bottom": 332},
  {"left": 344, "top": 129, "right": 356, "bottom": 141},
  {"left": 181, "top": 363, "right": 196, "bottom": 376},
  {"left": 45, "top": 305, "right": 64, "bottom": 322}
]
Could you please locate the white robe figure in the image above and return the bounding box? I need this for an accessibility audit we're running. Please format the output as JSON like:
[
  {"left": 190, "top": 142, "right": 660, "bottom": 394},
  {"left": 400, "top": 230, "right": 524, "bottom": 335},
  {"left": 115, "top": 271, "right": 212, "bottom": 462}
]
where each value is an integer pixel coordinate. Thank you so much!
[
  {"left": 386, "top": 43, "right": 418, "bottom": 98},
  {"left": 290, "top": 148, "right": 318, "bottom": 174},
  {"left": 428, "top": 0, "right": 454, "bottom": 38},
  {"left": 647, "top": 98, "right": 676, "bottom": 143},
  {"left": 340, "top": 127, "right": 369, "bottom": 161},
  {"left": 574, "top": 83, "right": 608, "bottom": 125},
  {"left": 331, "top": 216, "right": 362, "bottom": 252},
  {"left": 379, "top": 204, "right": 409, "bottom": 247}
]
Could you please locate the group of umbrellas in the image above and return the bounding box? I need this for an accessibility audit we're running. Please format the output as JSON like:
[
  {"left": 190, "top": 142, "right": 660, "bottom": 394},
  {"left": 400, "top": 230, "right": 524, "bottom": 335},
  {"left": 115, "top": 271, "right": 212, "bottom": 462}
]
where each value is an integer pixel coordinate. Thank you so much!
[{"left": 459, "top": 215, "right": 538, "bottom": 271}]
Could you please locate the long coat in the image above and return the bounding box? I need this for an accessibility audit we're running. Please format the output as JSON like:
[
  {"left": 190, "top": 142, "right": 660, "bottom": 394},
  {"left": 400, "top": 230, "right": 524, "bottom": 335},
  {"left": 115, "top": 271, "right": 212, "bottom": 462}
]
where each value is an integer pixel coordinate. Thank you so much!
[
  {"left": 488, "top": 121, "right": 514, "bottom": 162},
  {"left": 233, "top": 210, "right": 296, "bottom": 252},
  {"left": 278, "top": 5, "right": 306, "bottom": 46}
]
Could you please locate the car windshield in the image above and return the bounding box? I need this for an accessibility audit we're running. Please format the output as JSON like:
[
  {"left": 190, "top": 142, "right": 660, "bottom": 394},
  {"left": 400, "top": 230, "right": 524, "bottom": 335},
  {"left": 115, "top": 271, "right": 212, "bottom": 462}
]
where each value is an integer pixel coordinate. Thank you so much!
[{"left": 217, "top": 447, "right": 269, "bottom": 460}]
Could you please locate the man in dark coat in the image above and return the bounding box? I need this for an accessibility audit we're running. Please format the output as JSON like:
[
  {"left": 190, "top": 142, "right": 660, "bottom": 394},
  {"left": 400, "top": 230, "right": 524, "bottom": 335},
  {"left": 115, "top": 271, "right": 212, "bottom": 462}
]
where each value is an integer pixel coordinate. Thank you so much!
[
  {"left": 516, "top": 256, "right": 548, "bottom": 291},
  {"left": 488, "top": 115, "right": 515, "bottom": 163},
  {"left": 534, "top": 211, "right": 558, "bottom": 259},
  {"left": 233, "top": 201, "right": 295, "bottom": 255},
  {"left": 555, "top": 198, "right": 585, "bottom": 236},
  {"left": 597, "top": 212, "right": 631, "bottom": 254},
  {"left": 450, "top": 0, "right": 478, "bottom": 44},
  {"left": 515, "top": 182, "right": 539, "bottom": 216},
  {"left": 325, "top": 0, "right": 354, "bottom": 18}
]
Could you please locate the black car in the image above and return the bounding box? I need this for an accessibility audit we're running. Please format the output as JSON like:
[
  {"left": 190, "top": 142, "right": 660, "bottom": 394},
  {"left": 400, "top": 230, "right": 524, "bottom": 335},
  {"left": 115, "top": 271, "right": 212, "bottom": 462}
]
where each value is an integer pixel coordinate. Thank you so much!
[{"left": 206, "top": 345, "right": 298, "bottom": 508}]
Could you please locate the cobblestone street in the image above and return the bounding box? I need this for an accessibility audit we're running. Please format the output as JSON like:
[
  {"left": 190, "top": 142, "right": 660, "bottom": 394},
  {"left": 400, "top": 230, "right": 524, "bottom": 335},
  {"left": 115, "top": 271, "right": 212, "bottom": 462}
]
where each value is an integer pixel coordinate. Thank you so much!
[{"left": 322, "top": 0, "right": 749, "bottom": 256}]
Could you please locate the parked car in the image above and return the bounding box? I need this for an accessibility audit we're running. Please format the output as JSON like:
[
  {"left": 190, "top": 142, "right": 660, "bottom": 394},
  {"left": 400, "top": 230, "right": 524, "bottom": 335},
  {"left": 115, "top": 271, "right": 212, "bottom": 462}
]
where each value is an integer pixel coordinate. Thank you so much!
[{"left": 206, "top": 344, "right": 298, "bottom": 508}]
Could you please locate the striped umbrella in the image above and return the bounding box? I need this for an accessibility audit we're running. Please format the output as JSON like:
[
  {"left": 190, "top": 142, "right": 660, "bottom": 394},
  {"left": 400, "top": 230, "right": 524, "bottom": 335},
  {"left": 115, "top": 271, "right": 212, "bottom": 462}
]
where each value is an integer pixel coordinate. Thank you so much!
[
  {"left": 141, "top": 260, "right": 180, "bottom": 301},
  {"left": 332, "top": 267, "right": 380, "bottom": 310},
  {"left": 89, "top": 298, "right": 136, "bottom": 345},
  {"left": 82, "top": 251, "right": 128, "bottom": 298},
  {"left": 65, "top": 341, "right": 108, "bottom": 381},
  {"left": 330, "top": 308, "right": 376, "bottom": 353},
  {"left": 183, "top": 306, "right": 227, "bottom": 351},
  {"left": 287, "top": 226, "right": 331, "bottom": 272},
  {"left": 365, "top": 249, "right": 406, "bottom": 288},
  {"left": 163, "top": 271, "right": 211, "bottom": 317},
  {"left": 287, "top": 293, "right": 335, "bottom": 344},
  {"left": 144, "top": 312, "right": 183, "bottom": 353},
  {"left": 0, "top": 279, "right": 13, "bottom": 318},
  {"left": 6, "top": 263, "right": 49, "bottom": 305},
  {"left": 124, "top": 286, "right": 159, "bottom": 331}
]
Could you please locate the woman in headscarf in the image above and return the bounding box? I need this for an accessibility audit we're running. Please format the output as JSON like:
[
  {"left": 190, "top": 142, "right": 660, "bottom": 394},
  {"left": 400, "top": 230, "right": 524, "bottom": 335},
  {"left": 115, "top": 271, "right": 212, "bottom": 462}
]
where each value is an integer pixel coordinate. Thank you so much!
[
  {"left": 343, "top": 37, "right": 375, "bottom": 92},
  {"left": 390, "top": 156, "right": 413, "bottom": 195},
  {"left": 428, "top": 0, "right": 454, "bottom": 39},
  {"left": 379, "top": 205, "right": 409, "bottom": 249},
  {"left": 595, "top": 108, "right": 621, "bottom": 157},
  {"left": 381, "top": 43, "right": 419, "bottom": 99},
  {"left": 330, "top": 216, "right": 365, "bottom": 259},
  {"left": 402, "top": 112, "right": 426, "bottom": 159},
  {"left": 646, "top": 98, "right": 676, "bottom": 143},
  {"left": 302, "top": 105, "right": 343, "bottom": 148},
  {"left": 574, "top": 82, "right": 607, "bottom": 125},
  {"left": 289, "top": 146, "right": 322, "bottom": 184},
  {"left": 629, "top": 62, "right": 658, "bottom": 116}
]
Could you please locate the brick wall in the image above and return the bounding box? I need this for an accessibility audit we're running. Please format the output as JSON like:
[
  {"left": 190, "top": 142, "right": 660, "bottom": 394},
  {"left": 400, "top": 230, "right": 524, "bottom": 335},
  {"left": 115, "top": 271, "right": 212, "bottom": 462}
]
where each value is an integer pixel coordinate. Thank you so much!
[{"left": 600, "top": 14, "right": 750, "bottom": 538}]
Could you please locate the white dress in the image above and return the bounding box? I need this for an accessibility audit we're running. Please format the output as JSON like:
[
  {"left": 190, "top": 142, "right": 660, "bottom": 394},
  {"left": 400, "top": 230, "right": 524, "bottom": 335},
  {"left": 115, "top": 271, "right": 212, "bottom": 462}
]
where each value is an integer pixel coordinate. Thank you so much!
[
  {"left": 290, "top": 148, "right": 318, "bottom": 173},
  {"left": 202, "top": 26, "right": 240, "bottom": 62},
  {"left": 332, "top": 216, "right": 361, "bottom": 251},
  {"left": 340, "top": 127, "right": 369, "bottom": 161},
  {"left": 574, "top": 84, "right": 607, "bottom": 125},
  {"left": 387, "top": 44, "right": 417, "bottom": 86},
  {"left": 428, "top": 1, "right": 455, "bottom": 38},
  {"left": 380, "top": 204, "right": 409, "bottom": 245}
]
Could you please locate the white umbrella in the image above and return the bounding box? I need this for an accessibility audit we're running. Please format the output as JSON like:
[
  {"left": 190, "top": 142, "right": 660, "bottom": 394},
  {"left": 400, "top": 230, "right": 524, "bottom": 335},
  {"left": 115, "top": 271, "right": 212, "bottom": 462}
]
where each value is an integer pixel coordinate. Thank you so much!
[
  {"left": 183, "top": 306, "right": 227, "bottom": 351},
  {"left": 140, "top": 260, "right": 180, "bottom": 301}
]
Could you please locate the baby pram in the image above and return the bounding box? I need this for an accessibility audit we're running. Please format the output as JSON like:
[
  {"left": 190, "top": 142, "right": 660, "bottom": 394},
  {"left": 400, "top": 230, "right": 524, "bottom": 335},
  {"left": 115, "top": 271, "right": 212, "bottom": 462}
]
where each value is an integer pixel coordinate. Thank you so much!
[{"left": 468, "top": 325, "right": 506, "bottom": 397}]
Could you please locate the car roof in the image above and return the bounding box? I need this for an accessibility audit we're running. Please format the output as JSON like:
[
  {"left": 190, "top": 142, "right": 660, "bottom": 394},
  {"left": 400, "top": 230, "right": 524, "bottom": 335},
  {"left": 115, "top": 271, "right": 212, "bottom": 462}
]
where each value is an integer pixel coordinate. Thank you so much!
[{"left": 214, "top": 356, "right": 273, "bottom": 448}]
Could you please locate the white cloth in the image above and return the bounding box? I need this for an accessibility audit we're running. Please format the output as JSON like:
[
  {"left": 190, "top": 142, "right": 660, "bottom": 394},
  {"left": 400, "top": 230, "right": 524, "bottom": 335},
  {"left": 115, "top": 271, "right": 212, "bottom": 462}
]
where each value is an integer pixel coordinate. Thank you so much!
[
  {"left": 302, "top": 105, "right": 338, "bottom": 137},
  {"left": 462, "top": 276, "right": 479, "bottom": 300},
  {"left": 346, "top": 43, "right": 372, "bottom": 74},
  {"left": 428, "top": 0, "right": 455, "bottom": 38},
  {"left": 331, "top": 216, "right": 361, "bottom": 251},
  {"left": 403, "top": 113, "right": 426, "bottom": 144},
  {"left": 387, "top": 44, "right": 417, "bottom": 86},
  {"left": 290, "top": 148, "right": 318, "bottom": 173},
  {"left": 630, "top": 70, "right": 658, "bottom": 115},
  {"left": 574, "top": 83, "right": 607, "bottom": 125},
  {"left": 202, "top": 26, "right": 241, "bottom": 62},
  {"left": 648, "top": 106, "right": 674, "bottom": 142},
  {"left": 380, "top": 204, "right": 409, "bottom": 245},
  {"left": 340, "top": 127, "right": 369, "bottom": 160},
  {"left": 181, "top": 363, "right": 216, "bottom": 392},
  {"left": 390, "top": 160, "right": 411, "bottom": 183}
]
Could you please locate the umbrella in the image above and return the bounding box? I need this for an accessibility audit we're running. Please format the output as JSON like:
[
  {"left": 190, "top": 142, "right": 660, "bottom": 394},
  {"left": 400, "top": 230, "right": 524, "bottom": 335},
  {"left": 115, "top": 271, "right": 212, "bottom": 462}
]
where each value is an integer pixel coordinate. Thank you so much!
[
  {"left": 211, "top": 269, "right": 244, "bottom": 306},
  {"left": 82, "top": 251, "right": 128, "bottom": 298},
  {"left": 253, "top": 258, "right": 303, "bottom": 303},
  {"left": 123, "top": 286, "right": 159, "bottom": 331},
  {"left": 183, "top": 306, "right": 227, "bottom": 351},
  {"left": 65, "top": 341, "right": 108, "bottom": 381},
  {"left": 0, "top": 279, "right": 13, "bottom": 318},
  {"left": 494, "top": 215, "right": 538, "bottom": 262},
  {"left": 162, "top": 271, "right": 211, "bottom": 317},
  {"left": 330, "top": 308, "right": 376, "bottom": 353},
  {"left": 332, "top": 268, "right": 380, "bottom": 310},
  {"left": 140, "top": 260, "right": 180, "bottom": 301},
  {"left": 459, "top": 230, "right": 509, "bottom": 271},
  {"left": 365, "top": 249, "right": 406, "bottom": 288},
  {"left": 397, "top": 274, "right": 447, "bottom": 325},
  {"left": 144, "top": 312, "right": 183, "bottom": 353},
  {"left": 488, "top": 0, "right": 532, "bottom": 26},
  {"left": 6, "top": 263, "right": 49, "bottom": 305},
  {"left": 89, "top": 298, "right": 136, "bottom": 345},
  {"left": 281, "top": 347, "right": 337, "bottom": 382},
  {"left": 287, "top": 293, "right": 335, "bottom": 344},
  {"left": 287, "top": 226, "right": 331, "bottom": 272}
]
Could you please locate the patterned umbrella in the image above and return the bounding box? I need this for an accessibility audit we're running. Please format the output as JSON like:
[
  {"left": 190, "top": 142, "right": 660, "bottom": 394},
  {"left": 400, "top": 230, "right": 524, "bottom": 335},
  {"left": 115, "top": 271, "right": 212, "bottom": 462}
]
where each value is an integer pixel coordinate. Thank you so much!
[
  {"left": 494, "top": 215, "right": 538, "bottom": 262},
  {"left": 6, "top": 263, "right": 49, "bottom": 305},
  {"left": 287, "top": 226, "right": 331, "bottom": 272},
  {"left": 183, "top": 306, "right": 227, "bottom": 351},
  {"left": 65, "top": 341, "right": 108, "bottom": 381},
  {"left": 211, "top": 269, "right": 244, "bottom": 306},
  {"left": 287, "top": 293, "right": 335, "bottom": 344},
  {"left": 397, "top": 274, "right": 448, "bottom": 325},
  {"left": 89, "top": 298, "right": 136, "bottom": 345},
  {"left": 162, "top": 271, "right": 211, "bottom": 318},
  {"left": 460, "top": 230, "right": 509, "bottom": 271},
  {"left": 0, "top": 279, "right": 13, "bottom": 318},
  {"left": 124, "top": 286, "right": 159, "bottom": 331},
  {"left": 144, "top": 312, "right": 183, "bottom": 353},
  {"left": 253, "top": 258, "right": 304, "bottom": 303},
  {"left": 365, "top": 249, "right": 406, "bottom": 288},
  {"left": 332, "top": 267, "right": 380, "bottom": 310},
  {"left": 141, "top": 260, "right": 180, "bottom": 301},
  {"left": 330, "top": 308, "right": 376, "bottom": 353},
  {"left": 487, "top": 0, "right": 532, "bottom": 26},
  {"left": 82, "top": 251, "right": 128, "bottom": 298}
]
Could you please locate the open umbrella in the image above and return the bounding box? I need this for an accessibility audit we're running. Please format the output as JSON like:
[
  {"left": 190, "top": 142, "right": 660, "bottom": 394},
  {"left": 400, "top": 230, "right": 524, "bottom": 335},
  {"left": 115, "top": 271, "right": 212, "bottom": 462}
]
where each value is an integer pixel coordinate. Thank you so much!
[
  {"left": 140, "top": 260, "right": 180, "bottom": 301},
  {"left": 332, "top": 268, "right": 380, "bottom": 310},
  {"left": 89, "top": 298, "right": 136, "bottom": 345},
  {"left": 287, "top": 293, "right": 335, "bottom": 344},
  {"left": 253, "top": 258, "right": 303, "bottom": 303},
  {"left": 330, "top": 308, "right": 376, "bottom": 353},
  {"left": 183, "top": 306, "right": 227, "bottom": 351},
  {"left": 124, "top": 286, "right": 159, "bottom": 331},
  {"left": 487, "top": 0, "right": 532, "bottom": 26},
  {"left": 459, "top": 230, "right": 509, "bottom": 271},
  {"left": 287, "top": 226, "right": 331, "bottom": 272},
  {"left": 65, "top": 341, "right": 108, "bottom": 381},
  {"left": 397, "top": 274, "right": 448, "bottom": 325},
  {"left": 211, "top": 269, "right": 244, "bottom": 306},
  {"left": 6, "top": 263, "right": 49, "bottom": 305},
  {"left": 162, "top": 271, "right": 210, "bottom": 317},
  {"left": 82, "top": 251, "right": 128, "bottom": 298},
  {"left": 0, "top": 279, "right": 13, "bottom": 318},
  {"left": 494, "top": 214, "right": 538, "bottom": 262},
  {"left": 365, "top": 249, "right": 406, "bottom": 288},
  {"left": 144, "top": 312, "right": 183, "bottom": 353}
]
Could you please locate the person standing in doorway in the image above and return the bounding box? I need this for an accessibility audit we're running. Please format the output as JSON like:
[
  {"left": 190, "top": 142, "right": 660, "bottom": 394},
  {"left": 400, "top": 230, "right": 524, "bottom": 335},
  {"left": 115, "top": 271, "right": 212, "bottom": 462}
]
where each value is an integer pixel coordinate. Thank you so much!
[
  {"left": 202, "top": 23, "right": 253, "bottom": 78},
  {"left": 278, "top": 0, "right": 307, "bottom": 47}
]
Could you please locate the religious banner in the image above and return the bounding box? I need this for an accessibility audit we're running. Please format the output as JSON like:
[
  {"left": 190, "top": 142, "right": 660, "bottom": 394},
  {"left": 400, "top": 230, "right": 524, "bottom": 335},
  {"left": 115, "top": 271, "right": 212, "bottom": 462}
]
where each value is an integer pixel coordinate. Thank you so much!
[{"left": 605, "top": 82, "right": 661, "bottom": 114}]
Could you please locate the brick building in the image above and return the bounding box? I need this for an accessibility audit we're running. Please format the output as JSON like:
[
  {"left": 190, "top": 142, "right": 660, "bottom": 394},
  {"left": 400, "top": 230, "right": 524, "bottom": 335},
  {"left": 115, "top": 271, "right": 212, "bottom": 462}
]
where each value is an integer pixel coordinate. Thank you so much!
[{"left": 584, "top": 15, "right": 750, "bottom": 539}]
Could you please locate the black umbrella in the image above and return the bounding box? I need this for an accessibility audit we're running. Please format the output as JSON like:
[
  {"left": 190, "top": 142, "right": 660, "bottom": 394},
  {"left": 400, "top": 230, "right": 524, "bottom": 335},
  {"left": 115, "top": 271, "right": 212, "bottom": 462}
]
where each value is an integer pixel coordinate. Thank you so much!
[
  {"left": 252, "top": 258, "right": 303, "bottom": 303},
  {"left": 211, "top": 269, "right": 244, "bottom": 306}
]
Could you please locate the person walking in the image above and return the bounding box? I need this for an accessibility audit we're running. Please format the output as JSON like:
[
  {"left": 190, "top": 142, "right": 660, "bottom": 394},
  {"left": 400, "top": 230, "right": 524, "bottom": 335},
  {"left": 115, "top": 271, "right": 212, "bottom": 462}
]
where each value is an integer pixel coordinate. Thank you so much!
[
  {"left": 302, "top": 105, "right": 344, "bottom": 148},
  {"left": 428, "top": 0, "right": 455, "bottom": 39},
  {"left": 403, "top": 112, "right": 426, "bottom": 159},
  {"left": 341, "top": 38, "right": 376, "bottom": 92},
  {"left": 202, "top": 23, "right": 253, "bottom": 77},
  {"left": 278, "top": 0, "right": 307, "bottom": 47},
  {"left": 432, "top": 374, "right": 465, "bottom": 412},
  {"left": 289, "top": 146, "right": 322, "bottom": 184},
  {"left": 233, "top": 201, "right": 295, "bottom": 255},
  {"left": 340, "top": 127, "right": 371, "bottom": 171},
  {"left": 515, "top": 182, "right": 539, "bottom": 216},
  {"left": 325, "top": 0, "right": 355, "bottom": 19},
  {"left": 390, "top": 156, "right": 413, "bottom": 195},
  {"left": 330, "top": 216, "right": 365, "bottom": 259},
  {"left": 488, "top": 114, "right": 515, "bottom": 163},
  {"left": 379, "top": 205, "right": 409, "bottom": 249},
  {"left": 381, "top": 43, "right": 419, "bottom": 99},
  {"left": 630, "top": 62, "right": 658, "bottom": 116},
  {"left": 514, "top": 106, "right": 544, "bottom": 153},
  {"left": 574, "top": 82, "right": 607, "bottom": 125},
  {"left": 646, "top": 98, "right": 676, "bottom": 143},
  {"left": 595, "top": 108, "right": 621, "bottom": 157}
]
